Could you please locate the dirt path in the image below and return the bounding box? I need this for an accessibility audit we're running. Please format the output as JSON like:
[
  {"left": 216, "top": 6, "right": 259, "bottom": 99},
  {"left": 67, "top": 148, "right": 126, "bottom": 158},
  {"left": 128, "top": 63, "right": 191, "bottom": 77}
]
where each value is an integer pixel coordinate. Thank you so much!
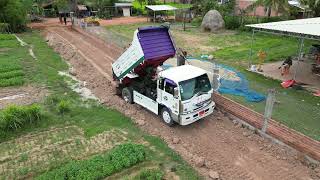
[{"left": 44, "top": 26, "right": 317, "bottom": 179}]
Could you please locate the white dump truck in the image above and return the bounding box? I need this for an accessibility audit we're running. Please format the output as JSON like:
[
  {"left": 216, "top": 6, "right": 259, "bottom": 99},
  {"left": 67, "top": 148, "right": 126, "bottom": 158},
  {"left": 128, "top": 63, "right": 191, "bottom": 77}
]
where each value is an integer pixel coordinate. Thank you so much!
[{"left": 112, "top": 26, "right": 215, "bottom": 126}]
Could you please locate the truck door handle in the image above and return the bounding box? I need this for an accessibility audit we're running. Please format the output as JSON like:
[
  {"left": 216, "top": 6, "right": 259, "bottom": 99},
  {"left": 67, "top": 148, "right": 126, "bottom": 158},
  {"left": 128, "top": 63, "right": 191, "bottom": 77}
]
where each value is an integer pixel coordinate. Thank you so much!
[{"left": 164, "top": 96, "right": 168, "bottom": 101}]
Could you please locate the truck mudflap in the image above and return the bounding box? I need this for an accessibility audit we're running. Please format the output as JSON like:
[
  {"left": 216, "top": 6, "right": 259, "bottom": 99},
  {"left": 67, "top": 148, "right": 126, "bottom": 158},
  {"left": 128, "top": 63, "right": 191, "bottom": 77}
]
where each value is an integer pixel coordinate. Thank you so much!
[{"left": 178, "top": 101, "right": 215, "bottom": 126}]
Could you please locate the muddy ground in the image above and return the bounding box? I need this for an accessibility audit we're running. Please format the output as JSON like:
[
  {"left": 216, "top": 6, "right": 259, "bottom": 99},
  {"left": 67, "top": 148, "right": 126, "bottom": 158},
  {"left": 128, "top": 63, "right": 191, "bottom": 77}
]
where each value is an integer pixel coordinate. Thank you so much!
[
  {"left": 41, "top": 24, "right": 319, "bottom": 180},
  {"left": 0, "top": 86, "right": 48, "bottom": 109}
]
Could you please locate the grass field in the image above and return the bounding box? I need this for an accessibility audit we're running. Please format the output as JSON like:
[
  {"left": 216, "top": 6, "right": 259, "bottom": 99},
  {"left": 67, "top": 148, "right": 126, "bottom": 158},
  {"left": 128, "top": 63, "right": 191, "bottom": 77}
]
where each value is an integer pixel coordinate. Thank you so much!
[
  {"left": 0, "top": 34, "right": 25, "bottom": 87},
  {"left": 0, "top": 32, "right": 200, "bottom": 179},
  {"left": 105, "top": 23, "right": 320, "bottom": 141}
]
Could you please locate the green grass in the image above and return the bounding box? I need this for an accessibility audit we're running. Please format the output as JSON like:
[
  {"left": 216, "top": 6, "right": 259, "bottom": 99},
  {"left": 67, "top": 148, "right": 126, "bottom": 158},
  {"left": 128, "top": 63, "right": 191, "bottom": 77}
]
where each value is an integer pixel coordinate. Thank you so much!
[
  {"left": 0, "top": 34, "right": 25, "bottom": 87},
  {"left": 105, "top": 24, "right": 320, "bottom": 141},
  {"left": 0, "top": 32, "right": 200, "bottom": 179}
]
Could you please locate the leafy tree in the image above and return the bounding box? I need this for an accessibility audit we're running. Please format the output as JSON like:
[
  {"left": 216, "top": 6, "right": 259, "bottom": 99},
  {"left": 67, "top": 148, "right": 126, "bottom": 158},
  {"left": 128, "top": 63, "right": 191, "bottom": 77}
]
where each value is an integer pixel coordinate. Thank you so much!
[
  {"left": 300, "top": 0, "right": 320, "bottom": 17},
  {"left": 192, "top": 0, "right": 235, "bottom": 16},
  {"left": 0, "top": 0, "right": 33, "bottom": 32},
  {"left": 137, "top": 0, "right": 146, "bottom": 8},
  {"left": 246, "top": 0, "right": 289, "bottom": 17}
]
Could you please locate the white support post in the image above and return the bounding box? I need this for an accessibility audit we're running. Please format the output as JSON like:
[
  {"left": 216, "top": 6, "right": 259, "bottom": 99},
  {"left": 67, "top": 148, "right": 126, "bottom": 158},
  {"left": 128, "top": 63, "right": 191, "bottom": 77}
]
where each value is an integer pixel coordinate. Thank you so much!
[
  {"left": 293, "top": 38, "right": 304, "bottom": 80},
  {"left": 249, "top": 29, "right": 255, "bottom": 69},
  {"left": 262, "top": 89, "right": 276, "bottom": 133}
]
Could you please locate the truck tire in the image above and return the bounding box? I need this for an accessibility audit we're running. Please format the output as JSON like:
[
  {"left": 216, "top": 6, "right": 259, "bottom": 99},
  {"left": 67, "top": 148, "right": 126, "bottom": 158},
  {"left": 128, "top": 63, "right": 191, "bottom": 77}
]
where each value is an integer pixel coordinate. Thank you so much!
[
  {"left": 161, "top": 107, "right": 174, "bottom": 126},
  {"left": 122, "top": 87, "right": 133, "bottom": 104}
]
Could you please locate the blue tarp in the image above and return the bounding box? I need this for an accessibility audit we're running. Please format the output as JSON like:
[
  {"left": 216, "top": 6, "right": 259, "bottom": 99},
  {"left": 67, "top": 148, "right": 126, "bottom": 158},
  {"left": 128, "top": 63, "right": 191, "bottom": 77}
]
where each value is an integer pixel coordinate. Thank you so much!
[{"left": 217, "top": 64, "right": 265, "bottom": 102}]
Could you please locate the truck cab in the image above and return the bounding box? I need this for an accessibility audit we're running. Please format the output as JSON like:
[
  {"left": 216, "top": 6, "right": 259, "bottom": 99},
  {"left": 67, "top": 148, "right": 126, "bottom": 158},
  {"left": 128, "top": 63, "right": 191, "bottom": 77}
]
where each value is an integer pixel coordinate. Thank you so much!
[{"left": 157, "top": 65, "right": 215, "bottom": 125}]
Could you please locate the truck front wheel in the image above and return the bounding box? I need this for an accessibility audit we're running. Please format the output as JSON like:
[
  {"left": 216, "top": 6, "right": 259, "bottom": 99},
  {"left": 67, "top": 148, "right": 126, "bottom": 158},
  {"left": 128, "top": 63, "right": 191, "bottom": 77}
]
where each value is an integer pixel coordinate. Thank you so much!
[
  {"left": 122, "top": 87, "right": 133, "bottom": 104},
  {"left": 161, "top": 107, "right": 174, "bottom": 126}
]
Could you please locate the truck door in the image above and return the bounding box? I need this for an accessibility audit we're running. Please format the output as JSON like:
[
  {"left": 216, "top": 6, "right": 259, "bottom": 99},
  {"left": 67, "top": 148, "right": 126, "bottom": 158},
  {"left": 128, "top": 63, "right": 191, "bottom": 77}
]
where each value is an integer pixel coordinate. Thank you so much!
[{"left": 160, "top": 79, "right": 180, "bottom": 115}]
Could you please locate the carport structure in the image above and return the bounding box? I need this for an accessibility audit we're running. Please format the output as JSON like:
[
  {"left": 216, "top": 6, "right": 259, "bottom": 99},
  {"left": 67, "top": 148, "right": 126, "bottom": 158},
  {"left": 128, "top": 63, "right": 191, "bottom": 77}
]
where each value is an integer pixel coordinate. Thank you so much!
[
  {"left": 246, "top": 17, "right": 320, "bottom": 80},
  {"left": 145, "top": 5, "right": 177, "bottom": 23}
]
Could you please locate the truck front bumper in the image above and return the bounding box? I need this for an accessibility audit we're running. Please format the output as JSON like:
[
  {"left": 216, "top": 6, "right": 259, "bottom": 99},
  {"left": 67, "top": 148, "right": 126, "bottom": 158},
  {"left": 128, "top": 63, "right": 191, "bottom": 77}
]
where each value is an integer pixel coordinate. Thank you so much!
[{"left": 178, "top": 101, "right": 215, "bottom": 126}]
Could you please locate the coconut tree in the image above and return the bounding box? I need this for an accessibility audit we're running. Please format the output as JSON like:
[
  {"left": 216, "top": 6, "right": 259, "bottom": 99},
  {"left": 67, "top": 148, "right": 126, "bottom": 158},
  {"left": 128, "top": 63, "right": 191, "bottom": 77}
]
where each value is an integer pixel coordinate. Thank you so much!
[{"left": 246, "top": 0, "right": 289, "bottom": 17}]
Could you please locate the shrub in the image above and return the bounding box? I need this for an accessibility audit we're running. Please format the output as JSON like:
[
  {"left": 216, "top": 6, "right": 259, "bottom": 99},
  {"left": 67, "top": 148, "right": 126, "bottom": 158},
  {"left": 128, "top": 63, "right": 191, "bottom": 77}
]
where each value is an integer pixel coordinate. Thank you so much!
[
  {"left": 45, "top": 94, "right": 62, "bottom": 106},
  {"left": 223, "top": 15, "right": 289, "bottom": 31},
  {"left": 191, "top": 17, "right": 203, "bottom": 27},
  {"left": 36, "top": 143, "right": 146, "bottom": 180},
  {"left": 0, "top": 23, "right": 9, "bottom": 33},
  {"left": 0, "top": 104, "right": 42, "bottom": 131},
  {"left": 0, "top": 0, "right": 30, "bottom": 32},
  {"left": 134, "top": 169, "right": 164, "bottom": 180},
  {"left": 0, "top": 34, "right": 15, "bottom": 40},
  {"left": 57, "top": 100, "right": 71, "bottom": 115},
  {"left": 224, "top": 16, "right": 241, "bottom": 30}
]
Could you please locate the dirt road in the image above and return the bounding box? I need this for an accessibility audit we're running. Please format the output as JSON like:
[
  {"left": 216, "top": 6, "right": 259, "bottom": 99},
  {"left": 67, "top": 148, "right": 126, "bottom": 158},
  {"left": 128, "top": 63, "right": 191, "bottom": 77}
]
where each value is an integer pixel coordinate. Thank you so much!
[{"left": 44, "top": 25, "right": 317, "bottom": 179}]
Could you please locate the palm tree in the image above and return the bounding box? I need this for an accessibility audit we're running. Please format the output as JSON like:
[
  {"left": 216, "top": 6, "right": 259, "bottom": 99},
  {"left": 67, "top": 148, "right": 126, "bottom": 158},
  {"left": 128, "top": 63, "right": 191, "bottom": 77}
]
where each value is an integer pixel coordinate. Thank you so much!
[{"left": 246, "top": 0, "right": 289, "bottom": 17}]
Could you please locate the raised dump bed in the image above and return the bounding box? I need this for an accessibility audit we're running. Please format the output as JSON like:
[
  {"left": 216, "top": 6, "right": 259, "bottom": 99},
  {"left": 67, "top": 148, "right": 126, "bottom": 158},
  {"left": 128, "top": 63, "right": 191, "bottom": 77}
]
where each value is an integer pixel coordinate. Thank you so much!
[{"left": 112, "top": 26, "right": 176, "bottom": 82}]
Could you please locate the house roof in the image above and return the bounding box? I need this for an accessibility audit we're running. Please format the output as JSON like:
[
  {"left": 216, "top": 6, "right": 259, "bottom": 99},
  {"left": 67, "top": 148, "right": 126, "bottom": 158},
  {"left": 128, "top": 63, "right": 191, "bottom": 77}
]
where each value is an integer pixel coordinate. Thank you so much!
[
  {"left": 246, "top": 17, "right": 320, "bottom": 39},
  {"left": 146, "top": 5, "right": 177, "bottom": 11}
]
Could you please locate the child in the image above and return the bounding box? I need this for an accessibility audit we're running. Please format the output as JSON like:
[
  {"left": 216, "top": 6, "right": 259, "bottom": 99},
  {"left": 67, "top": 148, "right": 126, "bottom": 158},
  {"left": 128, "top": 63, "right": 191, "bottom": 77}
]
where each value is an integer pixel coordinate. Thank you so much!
[{"left": 279, "top": 56, "right": 293, "bottom": 76}]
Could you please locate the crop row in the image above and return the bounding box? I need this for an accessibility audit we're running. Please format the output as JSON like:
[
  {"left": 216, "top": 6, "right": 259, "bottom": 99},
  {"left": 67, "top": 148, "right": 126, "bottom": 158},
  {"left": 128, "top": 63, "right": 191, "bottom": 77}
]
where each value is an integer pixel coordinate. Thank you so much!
[{"left": 36, "top": 143, "right": 146, "bottom": 180}]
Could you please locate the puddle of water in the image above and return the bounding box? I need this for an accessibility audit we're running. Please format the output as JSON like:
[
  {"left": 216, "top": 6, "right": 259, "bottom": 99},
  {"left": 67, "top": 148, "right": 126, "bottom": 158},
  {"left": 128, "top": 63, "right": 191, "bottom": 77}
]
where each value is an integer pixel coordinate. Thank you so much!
[
  {"left": 29, "top": 48, "right": 37, "bottom": 60},
  {"left": 14, "top": 34, "right": 37, "bottom": 60},
  {"left": 14, "top": 34, "right": 27, "bottom": 46},
  {"left": 58, "top": 71, "right": 99, "bottom": 101}
]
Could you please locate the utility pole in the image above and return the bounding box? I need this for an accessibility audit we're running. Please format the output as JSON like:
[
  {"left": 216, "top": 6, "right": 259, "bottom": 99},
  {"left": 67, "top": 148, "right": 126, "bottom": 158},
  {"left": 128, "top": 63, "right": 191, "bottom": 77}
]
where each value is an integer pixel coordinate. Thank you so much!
[{"left": 262, "top": 89, "right": 276, "bottom": 133}]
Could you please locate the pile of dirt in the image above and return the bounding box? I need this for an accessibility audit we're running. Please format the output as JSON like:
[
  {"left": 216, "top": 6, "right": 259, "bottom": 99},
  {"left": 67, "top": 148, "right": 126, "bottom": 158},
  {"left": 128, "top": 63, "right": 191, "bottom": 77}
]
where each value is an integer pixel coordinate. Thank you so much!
[{"left": 44, "top": 28, "right": 318, "bottom": 180}]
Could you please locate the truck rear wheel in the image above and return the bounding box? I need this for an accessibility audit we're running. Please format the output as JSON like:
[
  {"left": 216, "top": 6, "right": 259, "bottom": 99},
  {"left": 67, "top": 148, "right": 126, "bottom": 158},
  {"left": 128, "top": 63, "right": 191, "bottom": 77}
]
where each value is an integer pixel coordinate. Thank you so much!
[
  {"left": 122, "top": 87, "right": 133, "bottom": 104},
  {"left": 161, "top": 107, "right": 174, "bottom": 126}
]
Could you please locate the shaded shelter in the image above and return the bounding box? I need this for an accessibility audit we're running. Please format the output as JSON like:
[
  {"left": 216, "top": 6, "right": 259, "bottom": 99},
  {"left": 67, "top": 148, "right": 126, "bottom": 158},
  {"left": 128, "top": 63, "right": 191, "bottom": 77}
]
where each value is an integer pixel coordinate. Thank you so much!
[
  {"left": 246, "top": 18, "right": 320, "bottom": 82},
  {"left": 146, "top": 5, "right": 178, "bottom": 23}
]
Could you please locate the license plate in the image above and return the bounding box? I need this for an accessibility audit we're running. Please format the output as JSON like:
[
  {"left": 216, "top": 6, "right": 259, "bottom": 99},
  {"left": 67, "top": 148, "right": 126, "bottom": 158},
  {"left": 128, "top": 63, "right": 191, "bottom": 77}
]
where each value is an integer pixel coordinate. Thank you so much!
[{"left": 199, "top": 110, "right": 205, "bottom": 117}]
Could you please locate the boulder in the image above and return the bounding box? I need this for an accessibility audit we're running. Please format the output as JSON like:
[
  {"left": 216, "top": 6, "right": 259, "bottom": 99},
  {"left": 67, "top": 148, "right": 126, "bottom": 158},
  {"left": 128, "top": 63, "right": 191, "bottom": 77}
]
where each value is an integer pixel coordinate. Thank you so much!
[{"left": 201, "top": 10, "right": 225, "bottom": 32}]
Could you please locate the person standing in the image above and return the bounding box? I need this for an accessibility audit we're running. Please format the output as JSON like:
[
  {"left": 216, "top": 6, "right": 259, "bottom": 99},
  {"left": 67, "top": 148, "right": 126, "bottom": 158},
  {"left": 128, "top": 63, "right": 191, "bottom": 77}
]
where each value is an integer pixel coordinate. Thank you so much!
[
  {"left": 257, "top": 50, "right": 266, "bottom": 72},
  {"left": 59, "top": 13, "right": 63, "bottom": 24},
  {"left": 63, "top": 13, "right": 67, "bottom": 25},
  {"left": 177, "top": 49, "right": 187, "bottom": 66}
]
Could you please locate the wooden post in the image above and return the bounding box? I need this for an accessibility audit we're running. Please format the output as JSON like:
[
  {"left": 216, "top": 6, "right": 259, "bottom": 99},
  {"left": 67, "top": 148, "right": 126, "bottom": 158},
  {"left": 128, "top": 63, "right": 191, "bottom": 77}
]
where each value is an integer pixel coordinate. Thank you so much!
[{"left": 262, "top": 89, "right": 276, "bottom": 133}]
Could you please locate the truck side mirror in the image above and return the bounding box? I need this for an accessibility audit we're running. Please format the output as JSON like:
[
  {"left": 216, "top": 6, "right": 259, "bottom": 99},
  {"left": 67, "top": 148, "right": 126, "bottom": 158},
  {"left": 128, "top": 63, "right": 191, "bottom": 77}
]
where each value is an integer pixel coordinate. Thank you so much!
[{"left": 173, "top": 87, "right": 179, "bottom": 99}]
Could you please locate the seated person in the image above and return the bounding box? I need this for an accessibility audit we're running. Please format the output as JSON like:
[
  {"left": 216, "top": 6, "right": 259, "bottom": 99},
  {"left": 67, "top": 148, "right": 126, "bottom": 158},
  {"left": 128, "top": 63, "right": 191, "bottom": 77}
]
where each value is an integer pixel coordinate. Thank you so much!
[{"left": 278, "top": 56, "right": 293, "bottom": 76}]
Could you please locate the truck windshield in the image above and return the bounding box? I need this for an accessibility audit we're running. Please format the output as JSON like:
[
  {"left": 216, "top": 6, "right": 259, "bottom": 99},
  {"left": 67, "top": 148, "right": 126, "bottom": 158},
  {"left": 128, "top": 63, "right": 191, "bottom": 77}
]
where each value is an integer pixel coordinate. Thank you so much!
[{"left": 179, "top": 74, "right": 211, "bottom": 101}]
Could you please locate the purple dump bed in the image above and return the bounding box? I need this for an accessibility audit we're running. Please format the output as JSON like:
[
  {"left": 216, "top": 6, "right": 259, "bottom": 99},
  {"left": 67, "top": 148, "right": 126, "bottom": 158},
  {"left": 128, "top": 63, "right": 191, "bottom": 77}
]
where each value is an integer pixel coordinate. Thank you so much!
[{"left": 138, "top": 26, "right": 176, "bottom": 62}]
